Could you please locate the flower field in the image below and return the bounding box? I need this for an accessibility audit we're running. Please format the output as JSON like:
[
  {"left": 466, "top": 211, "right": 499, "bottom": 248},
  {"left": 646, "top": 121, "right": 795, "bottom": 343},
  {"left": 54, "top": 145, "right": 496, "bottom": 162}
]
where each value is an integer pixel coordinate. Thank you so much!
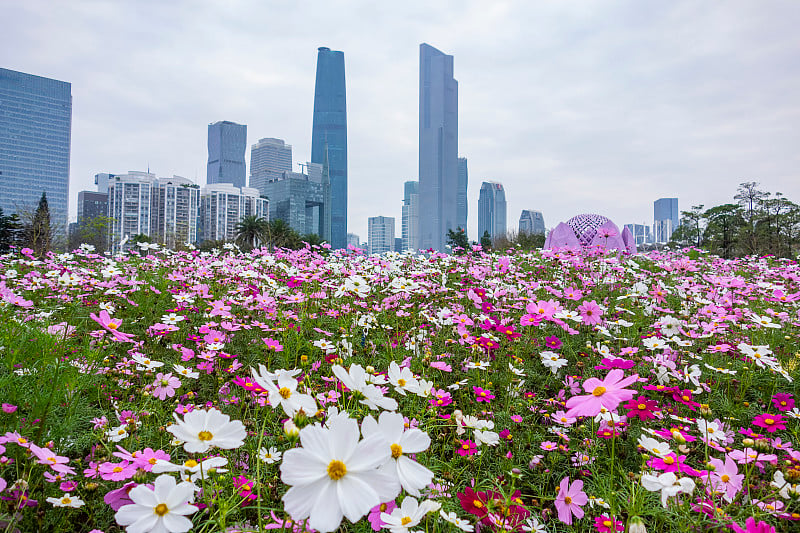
[{"left": 0, "top": 244, "right": 798, "bottom": 532}]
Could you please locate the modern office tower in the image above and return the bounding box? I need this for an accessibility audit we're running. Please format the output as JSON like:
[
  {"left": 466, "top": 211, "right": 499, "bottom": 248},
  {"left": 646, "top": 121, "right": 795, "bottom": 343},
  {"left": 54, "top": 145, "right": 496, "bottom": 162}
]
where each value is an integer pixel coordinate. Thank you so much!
[
  {"left": 259, "top": 163, "right": 331, "bottom": 241},
  {"left": 200, "top": 183, "right": 268, "bottom": 243},
  {"left": 107, "top": 172, "right": 158, "bottom": 253},
  {"left": 624, "top": 223, "right": 650, "bottom": 246},
  {"left": 94, "top": 173, "right": 117, "bottom": 194},
  {"left": 368, "top": 216, "right": 395, "bottom": 255},
  {"left": 207, "top": 121, "right": 247, "bottom": 188},
  {"left": 395, "top": 238, "right": 403, "bottom": 253},
  {"left": 346, "top": 233, "right": 360, "bottom": 248},
  {"left": 519, "top": 209, "right": 546, "bottom": 235},
  {"left": 419, "top": 43, "right": 458, "bottom": 252},
  {"left": 0, "top": 68, "right": 72, "bottom": 233},
  {"left": 654, "top": 198, "right": 679, "bottom": 242},
  {"left": 249, "top": 138, "right": 292, "bottom": 194},
  {"left": 401, "top": 180, "right": 420, "bottom": 252},
  {"left": 152, "top": 176, "right": 200, "bottom": 249},
  {"left": 457, "top": 157, "right": 468, "bottom": 232},
  {"left": 311, "top": 46, "right": 347, "bottom": 249},
  {"left": 478, "top": 181, "right": 507, "bottom": 240},
  {"left": 77, "top": 191, "right": 108, "bottom": 225}
]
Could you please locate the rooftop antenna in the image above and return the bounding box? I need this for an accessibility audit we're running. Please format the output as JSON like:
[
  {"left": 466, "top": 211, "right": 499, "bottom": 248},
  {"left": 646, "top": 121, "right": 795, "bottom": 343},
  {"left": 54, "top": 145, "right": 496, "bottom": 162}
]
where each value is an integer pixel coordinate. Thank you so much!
[{"left": 297, "top": 162, "right": 308, "bottom": 174}]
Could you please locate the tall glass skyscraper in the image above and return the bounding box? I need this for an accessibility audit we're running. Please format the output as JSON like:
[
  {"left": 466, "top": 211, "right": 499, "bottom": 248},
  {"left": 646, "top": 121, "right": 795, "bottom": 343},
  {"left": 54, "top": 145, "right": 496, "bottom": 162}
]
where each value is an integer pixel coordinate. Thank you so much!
[
  {"left": 457, "top": 157, "right": 468, "bottom": 233},
  {"left": 478, "top": 181, "right": 507, "bottom": 240},
  {"left": 249, "top": 137, "right": 292, "bottom": 194},
  {"left": 0, "top": 68, "right": 72, "bottom": 232},
  {"left": 654, "top": 197, "right": 679, "bottom": 242},
  {"left": 311, "top": 47, "right": 347, "bottom": 249},
  {"left": 419, "top": 43, "right": 458, "bottom": 252},
  {"left": 207, "top": 121, "right": 247, "bottom": 188}
]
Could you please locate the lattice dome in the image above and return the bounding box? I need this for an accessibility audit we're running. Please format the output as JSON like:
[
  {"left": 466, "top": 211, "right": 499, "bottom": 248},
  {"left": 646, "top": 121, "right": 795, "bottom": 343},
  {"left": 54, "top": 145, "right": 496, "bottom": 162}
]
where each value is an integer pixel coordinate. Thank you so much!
[{"left": 566, "top": 214, "right": 611, "bottom": 246}]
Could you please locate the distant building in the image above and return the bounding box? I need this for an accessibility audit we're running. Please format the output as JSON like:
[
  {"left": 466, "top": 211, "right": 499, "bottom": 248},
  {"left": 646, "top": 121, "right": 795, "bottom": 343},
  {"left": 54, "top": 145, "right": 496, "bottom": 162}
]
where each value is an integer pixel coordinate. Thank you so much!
[
  {"left": 419, "top": 43, "right": 458, "bottom": 251},
  {"left": 368, "top": 216, "right": 395, "bottom": 255},
  {"left": 519, "top": 210, "right": 545, "bottom": 235},
  {"left": 107, "top": 172, "right": 158, "bottom": 253},
  {"left": 0, "top": 68, "right": 72, "bottom": 233},
  {"left": 624, "top": 224, "right": 650, "bottom": 246},
  {"left": 401, "top": 180, "right": 420, "bottom": 252},
  {"left": 478, "top": 181, "right": 507, "bottom": 239},
  {"left": 200, "top": 183, "right": 268, "bottom": 243},
  {"left": 94, "top": 173, "right": 117, "bottom": 194},
  {"left": 346, "top": 233, "right": 360, "bottom": 249},
  {"left": 654, "top": 198, "right": 679, "bottom": 242},
  {"left": 77, "top": 191, "right": 109, "bottom": 226},
  {"left": 457, "top": 157, "right": 468, "bottom": 232},
  {"left": 250, "top": 138, "right": 292, "bottom": 194},
  {"left": 152, "top": 176, "right": 200, "bottom": 249},
  {"left": 395, "top": 238, "right": 403, "bottom": 253},
  {"left": 259, "top": 164, "right": 330, "bottom": 241},
  {"left": 207, "top": 121, "right": 247, "bottom": 188},
  {"left": 311, "top": 47, "right": 348, "bottom": 249}
]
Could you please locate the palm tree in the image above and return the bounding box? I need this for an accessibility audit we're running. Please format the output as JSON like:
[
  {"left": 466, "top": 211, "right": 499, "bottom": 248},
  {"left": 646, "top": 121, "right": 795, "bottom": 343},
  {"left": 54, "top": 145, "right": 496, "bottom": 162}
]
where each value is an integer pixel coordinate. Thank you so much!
[
  {"left": 235, "top": 215, "right": 268, "bottom": 250},
  {"left": 267, "top": 219, "right": 300, "bottom": 250}
]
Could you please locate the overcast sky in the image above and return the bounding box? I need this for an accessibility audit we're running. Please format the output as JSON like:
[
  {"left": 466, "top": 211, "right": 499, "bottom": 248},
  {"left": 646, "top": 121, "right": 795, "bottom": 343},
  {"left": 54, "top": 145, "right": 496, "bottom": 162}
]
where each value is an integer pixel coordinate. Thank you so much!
[{"left": 3, "top": 0, "right": 799, "bottom": 242}]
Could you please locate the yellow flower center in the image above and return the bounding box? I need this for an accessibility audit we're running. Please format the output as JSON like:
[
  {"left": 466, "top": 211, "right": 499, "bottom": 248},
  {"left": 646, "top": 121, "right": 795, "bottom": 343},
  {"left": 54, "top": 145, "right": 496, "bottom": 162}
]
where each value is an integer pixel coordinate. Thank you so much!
[
  {"left": 764, "top": 418, "right": 774, "bottom": 425},
  {"left": 113, "top": 466, "right": 123, "bottom": 473},
  {"left": 474, "top": 500, "right": 483, "bottom": 508},
  {"left": 61, "top": 497, "right": 72, "bottom": 505},
  {"left": 279, "top": 387, "right": 292, "bottom": 399},
  {"left": 603, "top": 520, "right": 613, "bottom": 527},
  {"left": 682, "top": 395, "right": 690, "bottom": 402},
  {"left": 401, "top": 517, "right": 412, "bottom": 526},
  {"left": 564, "top": 496, "right": 573, "bottom": 505},
  {"left": 184, "top": 459, "right": 198, "bottom": 468},
  {"left": 664, "top": 457, "right": 675, "bottom": 465},
  {"left": 107, "top": 323, "right": 118, "bottom": 330},
  {"left": 721, "top": 474, "right": 730, "bottom": 482},
  {"left": 592, "top": 386, "right": 606, "bottom": 397},
  {"left": 154, "top": 503, "right": 169, "bottom": 516},
  {"left": 327, "top": 459, "right": 347, "bottom": 480},
  {"left": 391, "top": 443, "right": 403, "bottom": 459},
  {"left": 397, "top": 379, "right": 406, "bottom": 387},
  {"left": 198, "top": 431, "right": 213, "bottom": 441},
  {"left": 637, "top": 404, "right": 646, "bottom": 410}
]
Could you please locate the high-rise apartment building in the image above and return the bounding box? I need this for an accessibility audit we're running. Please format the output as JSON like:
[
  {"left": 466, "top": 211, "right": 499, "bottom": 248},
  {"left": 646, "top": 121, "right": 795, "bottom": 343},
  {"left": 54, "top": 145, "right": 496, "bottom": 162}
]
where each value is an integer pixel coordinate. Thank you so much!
[
  {"left": 457, "top": 157, "right": 468, "bottom": 232},
  {"left": 478, "top": 181, "right": 507, "bottom": 240},
  {"left": 419, "top": 43, "right": 458, "bottom": 252},
  {"left": 207, "top": 121, "right": 247, "bottom": 188},
  {"left": 152, "top": 176, "right": 200, "bottom": 249},
  {"left": 654, "top": 198, "right": 679, "bottom": 242},
  {"left": 249, "top": 138, "right": 292, "bottom": 194},
  {"left": 368, "top": 216, "right": 395, "bottom": 255},
  {"left": 401, "top": 180, "right": 420, "bottom": 252},
  {"left": 259, "top": 163, "right": 331, "bottom": 241},
  {"left": 0, "top": 68, "right": 72, "bottom": 233},
  {"left": 107, "top": 172, "right": 158, "bottom": 253},
  {"left": 311, "top": 47, "right": 347, "bottom": 249},
  {"left": 519, "top": 210, "right": 546, "bottom": 235},
  {"left": 346, "top": 233, "right": 360, "bottom": 249},
  {"left": 200, "top": 183, "right": 268, "bottom": 243}
]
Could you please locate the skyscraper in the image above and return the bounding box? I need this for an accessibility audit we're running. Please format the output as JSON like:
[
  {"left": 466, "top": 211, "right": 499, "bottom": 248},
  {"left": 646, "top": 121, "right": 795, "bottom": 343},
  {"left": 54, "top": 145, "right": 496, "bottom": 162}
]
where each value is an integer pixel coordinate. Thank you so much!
[
  {"left": 478, "top": 181, "right": 507, "bottom": 240},
  {"left": 311, "top": 47, "right": 347, "bottom": 249},
  {"left": 249, "top": 137, "right": 292, "bottom": 194},
  {"left": 200, "top": 183, "right": 269, "bottom": 243},
  {"left": 519, "top": 210, "right": 546, "bottom": 235},
  {"left": 457, "top": 157, "right": 468, "bottom": 232},
  {"left": 654, "top": 198, "right": 679, "bottom": 242},
  {"left": 401, "top": 180, "right": 419, "bottom": 252},
  {"left": 368, "top": 216, "right": 395, "bottom": 255},
  {"left": 0, "top": 68, "right": 71, "bottom": 233},
  {"left": 419, "top": 43, "right": 458, "bottom": 252},
  {"left": 207, "top": 121, "right": 247, "bottom": 188}
]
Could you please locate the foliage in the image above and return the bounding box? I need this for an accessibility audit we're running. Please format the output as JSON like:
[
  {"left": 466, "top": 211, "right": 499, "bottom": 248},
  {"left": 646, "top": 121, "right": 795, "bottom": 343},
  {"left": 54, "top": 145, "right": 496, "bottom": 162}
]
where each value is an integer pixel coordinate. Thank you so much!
[
  {"left": 0, "top": 208, "right": 22, "bottom": 252},
  {"left": 446, "top": 227, "right": 470, "bottom": 254}
]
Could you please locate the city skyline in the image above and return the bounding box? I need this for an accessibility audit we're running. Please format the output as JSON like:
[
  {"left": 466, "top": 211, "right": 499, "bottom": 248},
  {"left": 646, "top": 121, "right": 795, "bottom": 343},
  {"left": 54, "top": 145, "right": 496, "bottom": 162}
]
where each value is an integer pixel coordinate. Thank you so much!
[{"left": 2, "top": 1, "right": 799, "bottom": 242}]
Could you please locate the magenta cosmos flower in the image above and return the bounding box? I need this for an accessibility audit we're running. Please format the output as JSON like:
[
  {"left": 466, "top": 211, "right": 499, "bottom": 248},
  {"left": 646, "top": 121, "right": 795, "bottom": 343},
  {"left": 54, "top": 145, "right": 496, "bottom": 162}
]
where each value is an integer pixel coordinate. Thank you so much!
[
  {"left": 565, "top": 369, "right": 639, "bottom": 418},
  {"left": 752, "top": 413, "right": 787, "bottom": 433},
  {"left": 554, "top": 476, "right": 588, "bottom": 525},
  {"left": 623, "top": 396, "right": 659, "bottom": 421},
  {"left": 473, "top": 386, "right": 495, "bottom": 403}
]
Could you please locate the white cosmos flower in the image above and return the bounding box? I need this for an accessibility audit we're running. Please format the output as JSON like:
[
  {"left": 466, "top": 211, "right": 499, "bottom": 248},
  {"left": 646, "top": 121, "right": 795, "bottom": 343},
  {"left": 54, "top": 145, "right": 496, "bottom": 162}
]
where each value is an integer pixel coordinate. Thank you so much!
[
  {"left": 440, "top": 510, "right": 475, "bottom": 532},
  {"left": 474, "top": 429, "right": 500, "bottom": 447},
  {"left": 131, "top": 353, "right": 164, "bottom": 371},
  {"left": 638, "top": 436, "right": 672, "bottom": 458},
  {"left": 387, "top": 361, "right": 420, "bottom": 395},
  {"left": 167, "top": 408, "right": 246, "bottom": 454},
  {"left": 46, "top": 493, "right": 85, "bottom": 508},
  {"left": 152, "top": 456, "right": 229, "bottom": 484},
  {"left": 172, "top": 365, "right": 199, "bottom": 379},
  {"left": 380, "top": 496, "right": 441, "bottom": 533},
  {"left": 280, "top": 416, "right": 398, "bottom": 533},
  {"left": 332, "top": 364, "right": 398, "bottom": 411},
  {"left": 640, "top": 471, "right": 695, "bottom": 507},
  {"left": 361, "top": 412, "right": 434, "bottom": 497},
  {"left": 114, "top": 474, "right": 198, "bottom": 533},
  {"left": 258, "top": 446, "right": 282, "bottom": 464},
  {"left": 257, "top": 370, "right": 318, "bottom": 417}
]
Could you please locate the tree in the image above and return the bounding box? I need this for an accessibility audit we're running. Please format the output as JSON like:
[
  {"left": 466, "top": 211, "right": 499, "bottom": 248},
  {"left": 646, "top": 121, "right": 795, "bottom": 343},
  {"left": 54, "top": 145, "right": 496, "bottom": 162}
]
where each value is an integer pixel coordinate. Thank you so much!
[
  {"left": 734, "top": 182, "right": 768, "bottom": 254},
  {"left": 446, "top": 227, "right": 470, "bottom": 254},
  {"left": 0, "top": 208, "right": 22, "bottom": 252},
  {"left": 480, "top": 230, "right": 492, "bottom": 251},
  {"left": 680, "top": 204, "right": 705, "bottom": 248},
  {"left": 266, "top": 219, "right": 302, "bottom": 250},
  {"left": 23, "top": 192, "right": 52, "bottom": 257},
  {"left": 235, "top": 215, "right": 269, "bottom": 250},
  {"left": 68, "top": 215, "right": 113, "bottom": 254},
  {"left": 703, "top": 204, "right": 745, "bottom": 259}
]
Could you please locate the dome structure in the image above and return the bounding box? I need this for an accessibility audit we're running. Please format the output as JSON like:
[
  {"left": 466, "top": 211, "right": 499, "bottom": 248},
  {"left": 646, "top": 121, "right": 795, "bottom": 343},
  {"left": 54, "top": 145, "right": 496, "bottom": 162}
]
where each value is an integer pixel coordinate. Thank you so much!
[{"left": 545, "top": 213, "right": 636, "bottom": 253}]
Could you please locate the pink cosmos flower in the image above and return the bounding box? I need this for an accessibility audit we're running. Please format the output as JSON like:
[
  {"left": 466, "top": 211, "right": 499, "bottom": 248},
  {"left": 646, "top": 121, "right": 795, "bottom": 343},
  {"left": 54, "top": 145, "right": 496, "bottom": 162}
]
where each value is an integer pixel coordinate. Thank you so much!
[
  {"left": 707, "top": 456, "right": 743, "bottom": 502},
  {"left": 623, "top": 396, "right": 659, "bottom": 421},
  {"left": 367, "top": 501, "right": 397, "bottom": 531},
  {"left": 457, "top": 439, "right": 478, "bottom": 456},
  {"left": 151, "top": 373, "right": 181, "bottom": 400},
  {"left": 577, "top": 300, "right": 603, "bottom": 326},
  {"left": 554, "top": 476, "right": 588, "bottom": 525},
  {"left": 594, "top": 515, "right": 624, "bottom": 532},
  {"left": 752, "top": 413, "right": 787, "bottom": 433},
  {"left": 262, "top": 337, "right": 284, "bottom": 352},
  {"left": 473, "top": 386, "right": 495, "bottom": 403},
  {"left": 565, "top": 369, "right": 639, "bottom": 418},
  {"left": 771, "top": 394, "right": 794, "bottom": 412},
  {"left": 545, "top": 336, "right": 562, "bottom": 350},
  {"left": 2, "top": 403, "right": 17, "bottom": 414},
  {"left": 98, "top": 460, "right": 137, "bottom": 482},
  {"left": 28, "top": 444, "right": 74, "bottom": 475},
  {"left": 89, "top": 310, "right": 135, "bottom": 342}
]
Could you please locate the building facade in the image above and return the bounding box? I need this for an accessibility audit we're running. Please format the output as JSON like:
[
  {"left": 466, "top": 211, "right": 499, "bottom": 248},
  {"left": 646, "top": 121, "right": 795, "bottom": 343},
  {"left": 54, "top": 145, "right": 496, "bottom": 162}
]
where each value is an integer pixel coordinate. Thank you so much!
[
  {"left": 0, "top": 68, "right": 72, "bottom": 233},
  {"left": 654, "top": 198, "right": 679, "bottom": 242},
  {"left": 207, "top": 121, "right": 247, "bottom": 188},
  {"left": 107, "top": 172, "right": 158, "bottom": 253},
  {"left": 249, "top": 137, "right": 292, "bottom": 194},
  {"left": 419, "top": 43, "right": 458, "bottom": 252},
  {"left": 346, "top": 233, "right": 360, "bottom": 249},
  {"left": 77, "top": 191, "right": 109, "bottom": 225},
  {"left": 152, "top": 176, "right": 200, "bottom": 249},
  {"left": 200, "top": 183, "right": 268, "bottom": 243},
  {"left": 457, "top": 157, "right": 468, "bottom": 232},
  {"left": 401, "top": 180, "right": 419, "bottom": 252},
  {"left": 519, "top": 209, "right": 546, "bottom": 235},
  {"left": 259, "top": 163, "right": 331, "bottom": 241},
  {"left": 478, "top": 181, "right": 507, "bottom": 240},
  {"left": 624, "top": 223, "right": 651, "bottom": 246},
  {"left": 311, "top": 47, "right": 347, "bottom": 249},
  {"left": 368, "top": 216, "right": 395, "bottom": 255}
]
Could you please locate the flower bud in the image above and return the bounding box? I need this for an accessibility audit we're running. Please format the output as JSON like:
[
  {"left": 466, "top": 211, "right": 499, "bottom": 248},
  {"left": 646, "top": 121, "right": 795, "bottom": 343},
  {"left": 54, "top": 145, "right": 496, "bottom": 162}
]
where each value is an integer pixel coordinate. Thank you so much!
[
  {"left": 627, "top": 515, "right": 647, "bottom": 533},
  {"left": 671, "top": 430, "right": 686, "bottom": 444},
  {"left": 743, "top": 438, "right": 754, "bottom": 447},
  {"left": 284, "top": 419, "right": 300, "bottom": 438}
]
